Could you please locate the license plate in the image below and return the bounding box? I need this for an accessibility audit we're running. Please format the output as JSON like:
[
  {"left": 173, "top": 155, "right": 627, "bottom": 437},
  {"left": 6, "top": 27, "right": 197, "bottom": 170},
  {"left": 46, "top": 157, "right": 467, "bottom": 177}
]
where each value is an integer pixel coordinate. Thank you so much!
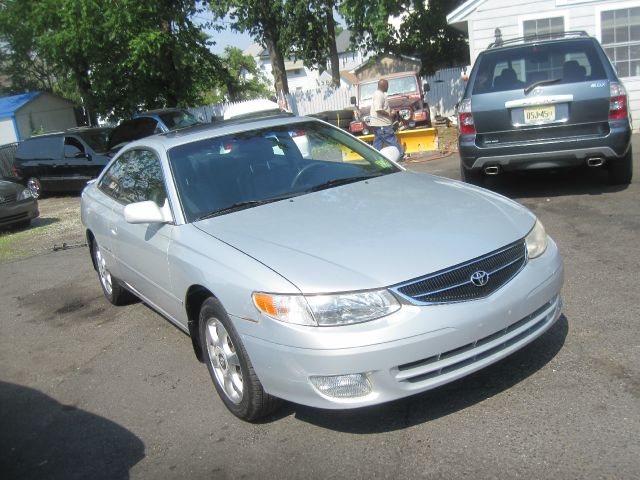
[{"left": 524, "top": 105, "right": 556, "bottom": 124}]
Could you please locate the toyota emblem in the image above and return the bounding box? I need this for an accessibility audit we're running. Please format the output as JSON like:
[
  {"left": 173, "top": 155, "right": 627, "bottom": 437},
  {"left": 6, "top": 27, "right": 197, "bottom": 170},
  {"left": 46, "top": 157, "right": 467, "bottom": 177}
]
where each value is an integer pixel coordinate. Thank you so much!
[{"left": 470, "top": 270, "right": 490, "bottom": 287}]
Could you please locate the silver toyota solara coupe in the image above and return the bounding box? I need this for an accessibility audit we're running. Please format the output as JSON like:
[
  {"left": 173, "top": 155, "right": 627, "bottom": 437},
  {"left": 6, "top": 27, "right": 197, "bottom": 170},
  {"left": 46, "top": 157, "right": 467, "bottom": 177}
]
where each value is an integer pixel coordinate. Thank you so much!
[{"left": 81, "top": 112, "right": 564, "bottom": 421}]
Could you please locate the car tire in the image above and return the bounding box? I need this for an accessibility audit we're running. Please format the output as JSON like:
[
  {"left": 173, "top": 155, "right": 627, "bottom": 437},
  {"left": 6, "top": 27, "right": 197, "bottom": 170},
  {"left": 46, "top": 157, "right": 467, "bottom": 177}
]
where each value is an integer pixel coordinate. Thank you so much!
[
  {"left": 199, "top": 297, "right": 282, "bottom": 421},
  {"left": 460, "top": 164, "right": 485, "bottom": 186},
  {"left": 26, "top": 177, "right": 42, "bottom": 199},
  {"left": 608, "top": 147, "right": 633, "bottom": 185},
  {"left": 92, "top": 239, "right": 135, "bottom": 306}
]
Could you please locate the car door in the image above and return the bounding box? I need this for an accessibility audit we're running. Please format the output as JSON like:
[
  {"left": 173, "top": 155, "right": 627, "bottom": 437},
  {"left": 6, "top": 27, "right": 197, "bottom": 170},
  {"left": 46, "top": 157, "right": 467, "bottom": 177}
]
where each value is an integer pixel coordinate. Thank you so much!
[
  {"left": 63, "top": 136, "right": 94, "bottom": 190},
  {"left": 107, "top": 148, "right": 180, "bottom": 318}
]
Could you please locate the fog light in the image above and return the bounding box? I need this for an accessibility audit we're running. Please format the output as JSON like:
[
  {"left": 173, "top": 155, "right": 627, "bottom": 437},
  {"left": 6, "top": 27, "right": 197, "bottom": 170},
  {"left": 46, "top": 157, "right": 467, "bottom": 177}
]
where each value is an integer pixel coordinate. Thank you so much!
[{"left": 310, "top": 373, "right": 372, "bottom": 398}]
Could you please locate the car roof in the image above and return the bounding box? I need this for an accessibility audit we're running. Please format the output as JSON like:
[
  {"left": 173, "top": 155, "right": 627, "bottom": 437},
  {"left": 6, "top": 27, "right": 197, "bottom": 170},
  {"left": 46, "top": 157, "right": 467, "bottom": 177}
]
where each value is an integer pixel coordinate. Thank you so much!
[
  {"left": 27, "top": 126, "right": 112, "bottom": 139},
  {"left": 124, "top": 114, "right": 318, "bottom": 152}
]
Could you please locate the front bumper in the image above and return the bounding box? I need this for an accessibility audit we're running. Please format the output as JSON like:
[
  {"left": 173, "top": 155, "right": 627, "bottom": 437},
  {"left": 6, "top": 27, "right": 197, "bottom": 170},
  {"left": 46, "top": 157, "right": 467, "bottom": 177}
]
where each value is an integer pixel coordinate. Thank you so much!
[
  {"left": 240, "top": 239, "right": 564, "bottom": 409},
  {"left": 0, "top": 198, "right": 39, "bottom": 227},
  {"left": 459, "top": 120, "right": 631, "bottom": 171}
]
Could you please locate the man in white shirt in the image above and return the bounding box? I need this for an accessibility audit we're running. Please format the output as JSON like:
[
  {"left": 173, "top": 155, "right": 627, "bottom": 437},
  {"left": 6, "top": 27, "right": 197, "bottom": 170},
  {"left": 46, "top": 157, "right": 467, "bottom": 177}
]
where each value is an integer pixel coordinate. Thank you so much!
[{"left": 368, "top": 79, "right": 404, "bottom": 158}]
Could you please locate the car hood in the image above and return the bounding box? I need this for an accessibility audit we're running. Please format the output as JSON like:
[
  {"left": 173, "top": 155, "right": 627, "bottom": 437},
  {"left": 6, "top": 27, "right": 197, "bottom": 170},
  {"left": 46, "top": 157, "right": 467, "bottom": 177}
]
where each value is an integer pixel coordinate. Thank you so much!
[
  {"left": 194, "top": 172, "right": 536, "bottom": 293},
  {"left": 0, "top": 179, "right": 24, "bottom": 196}
]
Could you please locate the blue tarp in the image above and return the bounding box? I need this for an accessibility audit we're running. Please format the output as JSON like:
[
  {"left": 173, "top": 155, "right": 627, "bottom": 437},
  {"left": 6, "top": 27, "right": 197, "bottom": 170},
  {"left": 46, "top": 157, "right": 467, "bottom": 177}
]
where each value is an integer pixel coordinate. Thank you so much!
[{"left": 0, "top": 92, "right": 41, "bottom": 117}]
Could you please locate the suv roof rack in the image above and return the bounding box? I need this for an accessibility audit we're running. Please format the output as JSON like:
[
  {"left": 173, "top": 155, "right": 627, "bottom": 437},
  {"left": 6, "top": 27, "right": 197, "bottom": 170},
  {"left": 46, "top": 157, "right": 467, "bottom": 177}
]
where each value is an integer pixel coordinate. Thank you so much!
[{"left": 488, "top": 30, "right": 590, "bottom": 49}]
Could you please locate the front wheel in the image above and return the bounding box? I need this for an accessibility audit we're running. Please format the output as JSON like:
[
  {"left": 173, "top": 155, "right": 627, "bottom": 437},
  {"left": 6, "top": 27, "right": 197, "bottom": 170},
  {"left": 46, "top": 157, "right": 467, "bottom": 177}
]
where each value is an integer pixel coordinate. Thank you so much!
[
  {"left": 608, "top": 147, "right": 633, "bottom": 185},
  {"left": 92, "top": 240, "right": 135, "bottom": 305},
  {"left": 26, "top": 177, "right": 42, "bottom": 199},
  {"left": 199, "top": 297, "right": 281, "bottom": 421}
]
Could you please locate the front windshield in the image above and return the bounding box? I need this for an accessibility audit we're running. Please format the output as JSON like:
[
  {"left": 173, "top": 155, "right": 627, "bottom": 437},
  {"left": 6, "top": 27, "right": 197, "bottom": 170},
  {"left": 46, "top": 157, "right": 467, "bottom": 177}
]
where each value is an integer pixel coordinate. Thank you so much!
[
  {"left": 169, "top": 121, "right": 401, "bottom": 222},
  {"left": 359, "top": 76, "right": 419, "bottom": 101},
  {"left": 158, "top": 110, "right": 199, "bottom": 130},
  {"left": 77, "top": 129, "right": 112, "bottom": 153}
]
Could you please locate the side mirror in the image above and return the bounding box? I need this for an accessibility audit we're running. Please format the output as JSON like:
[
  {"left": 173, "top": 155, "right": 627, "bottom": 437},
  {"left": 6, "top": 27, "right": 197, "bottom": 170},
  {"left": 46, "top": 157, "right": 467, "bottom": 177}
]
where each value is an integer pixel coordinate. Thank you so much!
[
  {"left": 423, "top": 83, "right": 430, "bottom": 92},
  {"left": 124, "top": 200, "right": 172, "bottom": 224},
  {"left": 379, "top": 146, "right": 401, "bottom": 163},
  {"left": 350, "top": 96, "right": 357, "bottom": 105}
]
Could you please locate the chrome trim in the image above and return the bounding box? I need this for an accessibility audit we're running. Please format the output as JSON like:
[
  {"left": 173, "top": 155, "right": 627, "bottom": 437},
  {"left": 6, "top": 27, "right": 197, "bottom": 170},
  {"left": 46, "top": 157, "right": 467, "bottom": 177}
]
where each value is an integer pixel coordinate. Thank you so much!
[
  {"left": 505, "top": 95, "right": 573, "bottom": 108},
  {"left": 390, "top": 241, "right": 528, "bottom": 306}
]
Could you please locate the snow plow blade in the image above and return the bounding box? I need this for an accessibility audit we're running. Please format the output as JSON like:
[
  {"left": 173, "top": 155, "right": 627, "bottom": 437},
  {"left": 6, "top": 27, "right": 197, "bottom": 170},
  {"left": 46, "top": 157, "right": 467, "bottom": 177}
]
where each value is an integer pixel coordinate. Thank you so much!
[{"left": 355, "top": 127, "right": 438, "bottom": 155}]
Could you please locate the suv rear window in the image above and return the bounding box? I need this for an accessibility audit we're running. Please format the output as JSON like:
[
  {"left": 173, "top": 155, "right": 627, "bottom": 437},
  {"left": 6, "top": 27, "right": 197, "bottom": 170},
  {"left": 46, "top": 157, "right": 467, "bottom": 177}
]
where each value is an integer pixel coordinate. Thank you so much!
[{"left": 472, "top": 39, "right": 608, "bottom": 94}]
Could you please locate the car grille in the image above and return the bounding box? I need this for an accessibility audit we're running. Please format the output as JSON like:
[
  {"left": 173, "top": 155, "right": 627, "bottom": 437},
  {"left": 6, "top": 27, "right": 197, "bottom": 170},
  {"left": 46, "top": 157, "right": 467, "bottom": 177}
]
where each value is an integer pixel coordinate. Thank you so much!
[
  {"left": 391, "top": 240, "right": 527, "bottom": 304},
  {"left": 394, "top": 296, "right": 561, "bottom": 384},
  {"left": 0, "top": 193, "right": 17, "bottom": 205}
]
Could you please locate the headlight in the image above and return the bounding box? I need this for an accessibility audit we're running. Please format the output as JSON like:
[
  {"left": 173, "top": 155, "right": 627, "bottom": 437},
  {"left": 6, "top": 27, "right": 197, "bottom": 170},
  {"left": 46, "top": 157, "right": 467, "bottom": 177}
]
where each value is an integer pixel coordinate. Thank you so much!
[
  {"left": 253, "top": 289, "right": 400, "bottom": 327},
  {"left": 399, "top": 108, "right": 411, "bottom": 120},
  {"left": 18, "top": 188, "right": 34, "bottom": 200},
  {"left": 525, "top": 219, "right": 548, "bottom": 259}
]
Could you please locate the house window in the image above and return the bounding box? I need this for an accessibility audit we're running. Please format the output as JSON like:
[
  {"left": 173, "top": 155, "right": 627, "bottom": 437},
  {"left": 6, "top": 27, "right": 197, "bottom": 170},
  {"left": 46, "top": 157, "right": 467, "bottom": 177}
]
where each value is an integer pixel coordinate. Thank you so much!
[
  {"left": 601, "top": 7, "right": 640, "bottom": 77},
  {"left": 523, "top": 17, "right": 564, "bottom": 37}
]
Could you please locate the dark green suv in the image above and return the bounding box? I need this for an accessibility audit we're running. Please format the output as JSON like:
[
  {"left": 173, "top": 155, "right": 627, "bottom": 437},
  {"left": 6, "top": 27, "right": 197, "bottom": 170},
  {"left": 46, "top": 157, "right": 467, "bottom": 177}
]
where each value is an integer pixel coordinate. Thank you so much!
[{"left": 458, "top": 32, "right": 632, "bottom": 185}]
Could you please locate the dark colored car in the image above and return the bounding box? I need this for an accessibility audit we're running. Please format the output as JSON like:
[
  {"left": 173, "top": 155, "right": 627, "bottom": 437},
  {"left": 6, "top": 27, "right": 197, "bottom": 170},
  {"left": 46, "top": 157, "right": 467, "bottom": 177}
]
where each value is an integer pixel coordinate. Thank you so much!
[
  {"left": 0, "top": 177, "right": 38, "bottom": 229},
  {"left": 106, "top": 109, "right": 202, "bottom": 153},
  {"left": 458, "top": 32, "right": 632, "bottom": 185},
  {"left": 13, "top": 127, "right": 113, "bottom": 198},
  {"left": 134, "top": 108, "right": 201, "bottom": 132}
]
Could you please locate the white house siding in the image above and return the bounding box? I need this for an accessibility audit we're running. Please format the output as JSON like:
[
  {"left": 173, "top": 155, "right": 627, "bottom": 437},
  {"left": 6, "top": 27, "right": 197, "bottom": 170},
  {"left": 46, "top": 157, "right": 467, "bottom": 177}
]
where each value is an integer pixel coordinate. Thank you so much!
[
  {"left": 14, "top": 93, "right": 76, "bottom": 139},
  {"left": 0, "top": 117, "right": 18, "bottom": 146},
  {"left": 461, "top": 0, "right": 640, "bottom": 125}
]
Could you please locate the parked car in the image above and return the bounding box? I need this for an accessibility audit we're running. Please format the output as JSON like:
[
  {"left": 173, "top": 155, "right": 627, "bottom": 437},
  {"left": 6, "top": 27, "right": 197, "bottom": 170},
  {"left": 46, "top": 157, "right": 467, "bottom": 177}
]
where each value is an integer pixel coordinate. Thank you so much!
[
  {"left": 81, "top": 114, "right": 564, "bottom": 421},
  {"left": 13, "top": 127, "right": 113, "bottom": 198},
  {"left": 0, "top": 177, "right": 38, "bottom": 228},
  {"left": 106, "top": 109, "right": 201, "bottom": 154},
  {"left": 458, "top": 31, "right": 632, "bottom": 185}
]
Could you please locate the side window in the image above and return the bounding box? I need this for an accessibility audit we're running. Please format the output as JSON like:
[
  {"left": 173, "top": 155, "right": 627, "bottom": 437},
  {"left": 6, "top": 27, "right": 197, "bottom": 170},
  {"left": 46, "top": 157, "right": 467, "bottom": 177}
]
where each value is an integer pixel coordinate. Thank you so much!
[
  {"left": 17, "top": 136, "right": 62, "bottom": 160},
  {"left": 64, "top": 137, "right": 85, "bottom": 158},
  {"left": 97, "top": 149, "right": 167, "bottom": 206}
]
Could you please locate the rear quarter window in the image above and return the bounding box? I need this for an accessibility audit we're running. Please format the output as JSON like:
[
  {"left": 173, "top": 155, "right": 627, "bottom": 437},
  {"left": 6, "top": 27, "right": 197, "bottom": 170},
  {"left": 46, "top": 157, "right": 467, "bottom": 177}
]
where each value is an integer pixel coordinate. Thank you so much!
[
  {"left": 472, "top": 40, "right": 608, "bottom": 94},
  {"left": 16, "top": 136, "right": 62, "bottom": 160}
]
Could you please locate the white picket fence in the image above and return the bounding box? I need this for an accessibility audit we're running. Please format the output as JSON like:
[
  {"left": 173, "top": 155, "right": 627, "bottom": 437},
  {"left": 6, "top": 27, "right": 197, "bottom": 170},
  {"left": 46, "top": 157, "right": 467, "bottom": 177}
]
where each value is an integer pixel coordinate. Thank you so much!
[{"left": 188, "top": 67, "right": 467, "bottom": 121}]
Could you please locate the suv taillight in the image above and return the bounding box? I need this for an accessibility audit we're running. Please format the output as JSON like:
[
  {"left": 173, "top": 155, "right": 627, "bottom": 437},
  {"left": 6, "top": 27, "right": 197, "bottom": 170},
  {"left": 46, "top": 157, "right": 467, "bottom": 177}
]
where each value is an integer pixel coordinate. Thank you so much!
[
  {"left": 458, "top": 99, "right": 476, "bottom": 134},
  {"left": 609, "top": 82, "right": 628, "bottom": 120}
]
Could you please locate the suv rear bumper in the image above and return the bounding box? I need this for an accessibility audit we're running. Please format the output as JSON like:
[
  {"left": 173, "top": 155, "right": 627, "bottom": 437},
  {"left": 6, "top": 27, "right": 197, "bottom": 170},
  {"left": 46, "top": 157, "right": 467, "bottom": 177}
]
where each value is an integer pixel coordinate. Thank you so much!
[{"left": 459, "top": 121, "right": 631, "bottom": 171}]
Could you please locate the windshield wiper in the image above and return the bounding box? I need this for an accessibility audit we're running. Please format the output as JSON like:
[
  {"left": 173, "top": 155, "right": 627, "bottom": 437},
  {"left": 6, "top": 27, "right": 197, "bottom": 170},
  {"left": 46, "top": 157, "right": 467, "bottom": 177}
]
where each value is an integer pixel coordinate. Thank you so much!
[
  {"left": 304, "top": 174, "right": 382, "bottom": 193},
  {"left": 195, "top": 194, "right": 299, "bottom": 221},
  {"left": 524, "top": 78, "right": 561, "bottom": 95}
]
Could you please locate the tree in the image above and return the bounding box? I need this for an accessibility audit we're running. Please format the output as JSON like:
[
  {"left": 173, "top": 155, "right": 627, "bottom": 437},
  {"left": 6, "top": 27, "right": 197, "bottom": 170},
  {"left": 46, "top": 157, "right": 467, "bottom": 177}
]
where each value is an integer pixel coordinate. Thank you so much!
[
  {"left": 209, "top": 1, "right": 291, "bottom": 95},
  {"left": 209, "top": 46, "right": 273, "bottom": 103},
  {"left": 286, "top": 0, "right": 341, "bottom": 87},
  {"left": 340, "top": 0, "right": 469, "bottom": 76},
  {"left": 0, "top": 0, "right": 226, "bottom": 122}
]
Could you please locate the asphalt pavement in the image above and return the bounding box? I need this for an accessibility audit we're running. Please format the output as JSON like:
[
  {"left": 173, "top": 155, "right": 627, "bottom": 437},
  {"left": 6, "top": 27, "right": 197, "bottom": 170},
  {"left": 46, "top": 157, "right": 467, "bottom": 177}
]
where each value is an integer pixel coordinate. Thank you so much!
[{"left": 1, "top": 138, "right": 639, "bottom": 479}]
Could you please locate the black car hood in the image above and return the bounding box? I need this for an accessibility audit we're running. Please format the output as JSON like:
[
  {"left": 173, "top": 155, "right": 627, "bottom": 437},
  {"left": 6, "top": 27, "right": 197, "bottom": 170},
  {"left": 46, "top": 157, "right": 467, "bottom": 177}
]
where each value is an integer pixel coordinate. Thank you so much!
[
  {"left": 107, "top": 117, "right": 158, "bottom": 152},
  {"left": 0, "top": 179, "right": 24, "bottom": 195}
]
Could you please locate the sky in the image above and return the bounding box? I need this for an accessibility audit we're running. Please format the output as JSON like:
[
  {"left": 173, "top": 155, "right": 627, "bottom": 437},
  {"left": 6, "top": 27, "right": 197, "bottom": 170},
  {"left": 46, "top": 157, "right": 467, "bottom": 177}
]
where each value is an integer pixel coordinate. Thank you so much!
[{"left": 193, "top": 10, "right": 255, "bottom": 55}]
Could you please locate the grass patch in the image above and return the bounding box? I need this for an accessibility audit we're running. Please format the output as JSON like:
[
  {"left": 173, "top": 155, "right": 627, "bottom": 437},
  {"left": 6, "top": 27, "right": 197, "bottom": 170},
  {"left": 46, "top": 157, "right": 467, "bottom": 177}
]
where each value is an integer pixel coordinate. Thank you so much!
[{"left": 0, "top": 196, "right": 85, "bottom": 263}]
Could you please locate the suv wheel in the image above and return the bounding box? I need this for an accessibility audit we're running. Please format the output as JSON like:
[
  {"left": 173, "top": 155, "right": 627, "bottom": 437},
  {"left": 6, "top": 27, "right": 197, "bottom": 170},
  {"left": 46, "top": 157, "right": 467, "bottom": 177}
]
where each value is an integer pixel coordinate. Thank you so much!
[
  {"left": 608, "top": 147, "right": 633, "bottom": 185},
  {"left": 27, "top": 177, "right": 42, "bottom": 198}
]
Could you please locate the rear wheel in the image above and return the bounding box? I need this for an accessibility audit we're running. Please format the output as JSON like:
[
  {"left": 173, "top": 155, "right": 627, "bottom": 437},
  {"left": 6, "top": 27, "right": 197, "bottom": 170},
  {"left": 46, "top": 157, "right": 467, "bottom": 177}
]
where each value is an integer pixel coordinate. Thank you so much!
[
  {"left": 26, "top": 177, "right": 42, "bottom": 199},
  {"left": 608, "top": 147, "right": 633, "bottom": 185},
  {"left": 199, "top": 297, "right": 281, "bottom": 421},
  {"left": 460, "top": 164, "right": 485, "bottom": 186}
]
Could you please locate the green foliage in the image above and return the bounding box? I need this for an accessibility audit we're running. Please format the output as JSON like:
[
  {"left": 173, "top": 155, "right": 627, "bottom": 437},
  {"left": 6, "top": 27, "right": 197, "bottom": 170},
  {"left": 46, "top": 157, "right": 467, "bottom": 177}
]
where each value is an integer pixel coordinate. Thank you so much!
[
  {"left": 214, "top": 46, "right": 273, "bottom": 102},
  {"left": 209, "top": 0, "right": 291, "bottom": 93},
  {"left": 340, "top": 0, "right": 469, "bottom": 76},
  {"left": 0, "top": 0, "right": 226, "bottom": 121}
]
